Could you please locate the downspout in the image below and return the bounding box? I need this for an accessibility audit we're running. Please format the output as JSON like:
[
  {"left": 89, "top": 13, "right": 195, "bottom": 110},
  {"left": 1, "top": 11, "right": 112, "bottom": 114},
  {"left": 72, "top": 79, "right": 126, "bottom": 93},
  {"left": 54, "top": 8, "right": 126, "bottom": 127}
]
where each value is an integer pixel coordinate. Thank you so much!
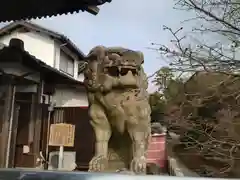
[
  {"left": 5, "top": 84, "right": 16, "bottom": 168},
  {"left": 45, "top": 100, "right": 55, "bottom": 169}
]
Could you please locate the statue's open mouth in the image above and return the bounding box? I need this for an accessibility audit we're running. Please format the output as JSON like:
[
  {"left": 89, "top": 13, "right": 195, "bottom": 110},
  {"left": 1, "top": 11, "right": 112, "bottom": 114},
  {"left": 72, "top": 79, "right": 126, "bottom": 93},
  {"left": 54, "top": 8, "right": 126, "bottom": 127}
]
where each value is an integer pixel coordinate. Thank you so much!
[{"left": 106, "top": 66, "right": 138, "bottom": 77}]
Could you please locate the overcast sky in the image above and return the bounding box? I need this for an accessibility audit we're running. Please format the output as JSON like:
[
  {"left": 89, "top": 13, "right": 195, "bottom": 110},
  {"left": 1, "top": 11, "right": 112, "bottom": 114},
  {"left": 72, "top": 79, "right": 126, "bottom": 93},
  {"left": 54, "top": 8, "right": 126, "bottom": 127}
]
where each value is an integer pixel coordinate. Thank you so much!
[{"left": 32, "top": 0, "right": 191, "bottom": 92}]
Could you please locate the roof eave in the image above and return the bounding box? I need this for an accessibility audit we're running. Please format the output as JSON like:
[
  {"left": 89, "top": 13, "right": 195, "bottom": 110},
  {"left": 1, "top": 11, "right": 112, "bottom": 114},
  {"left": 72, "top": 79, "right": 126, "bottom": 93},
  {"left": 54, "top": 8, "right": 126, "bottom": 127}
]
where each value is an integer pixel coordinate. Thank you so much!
[
  {"left": 0, "top": 0, "right": 113, "bottom": 22},
  {"left": 0, "top": 21, "right": 86, "bottom": 60}
]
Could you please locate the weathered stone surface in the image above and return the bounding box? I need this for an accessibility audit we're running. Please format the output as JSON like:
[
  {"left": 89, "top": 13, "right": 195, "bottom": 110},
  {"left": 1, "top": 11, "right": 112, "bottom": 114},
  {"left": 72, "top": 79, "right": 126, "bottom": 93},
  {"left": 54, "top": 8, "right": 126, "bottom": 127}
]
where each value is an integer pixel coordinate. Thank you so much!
[{"left": 84, "top": 46, "right": 151, "bottom": 174}]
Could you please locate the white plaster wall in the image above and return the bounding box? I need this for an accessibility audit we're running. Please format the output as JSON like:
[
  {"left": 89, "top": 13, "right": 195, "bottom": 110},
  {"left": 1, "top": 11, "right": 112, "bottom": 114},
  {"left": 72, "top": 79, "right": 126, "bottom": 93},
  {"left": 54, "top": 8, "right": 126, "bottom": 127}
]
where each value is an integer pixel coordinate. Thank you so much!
[
  {"left": 54, "top": 41, "right": 60, "bottom": 69},
  {"left": 52, "top": 86, "right": 88, "bottom": 107},
  {"left": 73, "top": 60, "right": 79, "bottom": 79},
  {"left": 0, "top": 30, "right": 55, "bottom": 67}
]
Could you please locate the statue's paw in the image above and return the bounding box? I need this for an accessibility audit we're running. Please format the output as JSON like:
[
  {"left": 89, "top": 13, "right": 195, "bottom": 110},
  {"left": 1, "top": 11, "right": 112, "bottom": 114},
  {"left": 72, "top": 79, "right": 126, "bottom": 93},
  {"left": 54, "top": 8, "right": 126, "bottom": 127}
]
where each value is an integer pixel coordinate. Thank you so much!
[
  {"left": 130, "top": 156, "right": 147, "bottom": 174},
  {"left": 88, "top": 155, "right": 108, "bottom": 172}
]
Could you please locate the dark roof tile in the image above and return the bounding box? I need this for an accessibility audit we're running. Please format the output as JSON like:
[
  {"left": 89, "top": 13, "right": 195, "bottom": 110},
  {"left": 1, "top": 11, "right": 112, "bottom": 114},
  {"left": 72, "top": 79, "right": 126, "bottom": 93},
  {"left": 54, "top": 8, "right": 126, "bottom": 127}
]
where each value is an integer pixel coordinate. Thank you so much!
[{"left": 0, "top": 0, "right": 112, "bottom": 22}]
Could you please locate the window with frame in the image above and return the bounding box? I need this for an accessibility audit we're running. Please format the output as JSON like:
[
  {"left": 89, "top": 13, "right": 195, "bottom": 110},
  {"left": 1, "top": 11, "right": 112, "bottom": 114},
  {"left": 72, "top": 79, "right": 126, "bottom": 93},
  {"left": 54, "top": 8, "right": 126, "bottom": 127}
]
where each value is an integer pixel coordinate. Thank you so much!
[{"left": 59, "top": 50, "right": 74, "bottom": 76}]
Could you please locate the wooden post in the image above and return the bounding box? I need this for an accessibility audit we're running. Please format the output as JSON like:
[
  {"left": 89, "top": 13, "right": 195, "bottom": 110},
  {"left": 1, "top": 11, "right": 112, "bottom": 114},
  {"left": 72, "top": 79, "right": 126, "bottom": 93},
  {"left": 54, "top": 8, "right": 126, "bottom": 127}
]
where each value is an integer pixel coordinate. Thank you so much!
[
  {"left": 5, "top": 85, "right": 16, "bottom": 168},
  {"left": 0, "top": 76, "right": 15, "bottom": 168},
  {"left": 28, "top": 93, "right": 36, "bottom": 144},
  {"left": 33, "top": 80, "right": 44, "bottom": 167},
  {"left": 8, "top": 105, "right": 20, "bottom": 168},
  {"left": 58, "top": 145, "right": 64, "bottom": 169}
]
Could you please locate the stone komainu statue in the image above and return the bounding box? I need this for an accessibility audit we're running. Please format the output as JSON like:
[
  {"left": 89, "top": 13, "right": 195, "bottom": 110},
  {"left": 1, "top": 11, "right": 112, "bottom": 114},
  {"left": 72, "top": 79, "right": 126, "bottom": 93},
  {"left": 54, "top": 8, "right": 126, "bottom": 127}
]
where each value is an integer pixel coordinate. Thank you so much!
[{"left": 84, "top": 46, "right": 151, "bottom": 174}]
